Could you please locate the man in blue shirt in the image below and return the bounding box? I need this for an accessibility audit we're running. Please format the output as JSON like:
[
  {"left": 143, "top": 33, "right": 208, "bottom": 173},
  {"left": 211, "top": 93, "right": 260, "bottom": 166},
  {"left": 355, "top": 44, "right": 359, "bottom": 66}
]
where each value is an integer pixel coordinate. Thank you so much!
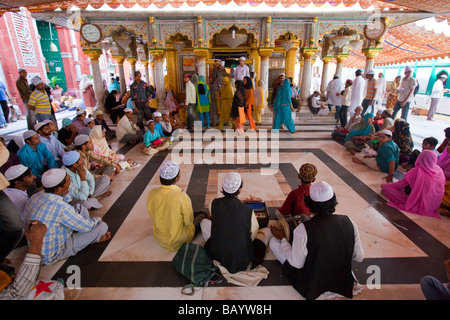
[{"left": 17, "top": 130, "right": 58, "bottom": 179}]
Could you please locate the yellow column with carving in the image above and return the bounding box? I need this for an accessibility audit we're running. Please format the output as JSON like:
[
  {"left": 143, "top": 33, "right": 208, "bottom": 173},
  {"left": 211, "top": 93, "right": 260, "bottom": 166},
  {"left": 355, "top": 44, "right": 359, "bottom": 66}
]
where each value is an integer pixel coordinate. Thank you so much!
[
  {"left": 285, "top": 40, "right": 300, "bottom": 81},
  {"left": 165, "top": 48, "right": 178, "bottom": 95}
]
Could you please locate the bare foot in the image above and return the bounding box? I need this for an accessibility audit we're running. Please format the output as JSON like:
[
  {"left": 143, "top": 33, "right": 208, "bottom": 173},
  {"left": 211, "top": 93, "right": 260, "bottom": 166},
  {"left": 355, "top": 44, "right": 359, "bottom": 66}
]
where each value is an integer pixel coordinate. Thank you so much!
[
  {"left": 98, "top": 231, "right": 111, "bottom": 243},
  {"left": 97, "top": 190, "right": 112, "bottom": 200}
]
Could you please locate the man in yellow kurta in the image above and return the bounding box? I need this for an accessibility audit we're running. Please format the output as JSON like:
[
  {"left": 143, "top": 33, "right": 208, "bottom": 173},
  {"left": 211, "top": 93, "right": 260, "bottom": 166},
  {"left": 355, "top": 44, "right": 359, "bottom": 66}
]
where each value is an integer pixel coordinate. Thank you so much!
[{"left": 147, "top": 161, "right": 195, "bottom": 251}]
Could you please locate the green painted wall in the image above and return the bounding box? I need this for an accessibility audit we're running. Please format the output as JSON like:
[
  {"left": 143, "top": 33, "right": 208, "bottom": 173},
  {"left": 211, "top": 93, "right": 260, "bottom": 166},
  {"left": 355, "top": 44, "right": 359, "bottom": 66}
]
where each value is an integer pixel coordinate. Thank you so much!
[{"left": 36, "top": 21, "right": 67, "bottom": 92}]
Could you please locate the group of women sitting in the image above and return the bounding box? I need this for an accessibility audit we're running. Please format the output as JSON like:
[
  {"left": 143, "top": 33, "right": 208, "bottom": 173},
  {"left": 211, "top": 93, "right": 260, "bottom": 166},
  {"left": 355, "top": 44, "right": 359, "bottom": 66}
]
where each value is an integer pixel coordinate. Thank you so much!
[{"left": 333, "top": 107, "right": 449, "bottom": 219}]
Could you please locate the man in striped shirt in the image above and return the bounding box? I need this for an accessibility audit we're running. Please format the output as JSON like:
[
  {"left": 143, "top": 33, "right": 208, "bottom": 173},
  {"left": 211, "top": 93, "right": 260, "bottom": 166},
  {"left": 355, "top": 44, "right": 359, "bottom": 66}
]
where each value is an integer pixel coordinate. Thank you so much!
[
  {"left": 361, "top": 70, "right": 378, "bottom": 116},
  {"left": 23, "top": 168, "right": 110, "bottom": 265},
  {"left": 0, "top": 220, "right": 47, "bottom": 300},
  {"left": 28, "top": 77, "right": 53, "bottom": 123}
]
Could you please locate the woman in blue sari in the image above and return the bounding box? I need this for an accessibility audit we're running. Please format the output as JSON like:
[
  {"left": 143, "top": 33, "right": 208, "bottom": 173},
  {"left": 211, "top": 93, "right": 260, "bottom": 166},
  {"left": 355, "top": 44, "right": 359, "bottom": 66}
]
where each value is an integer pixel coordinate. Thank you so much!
[
  {"left": 273, "top": 78, "right": 297, "bottom": 133},
  {"left": 344, "top": 113, "right": 375, "bottom": 153}
]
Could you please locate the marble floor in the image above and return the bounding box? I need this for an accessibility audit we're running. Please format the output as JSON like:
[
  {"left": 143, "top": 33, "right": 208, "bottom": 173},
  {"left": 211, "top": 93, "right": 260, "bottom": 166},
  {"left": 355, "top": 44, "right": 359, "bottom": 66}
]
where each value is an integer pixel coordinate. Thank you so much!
[{"left": 5, "top": 115, "right": 450, "bottom": 301}]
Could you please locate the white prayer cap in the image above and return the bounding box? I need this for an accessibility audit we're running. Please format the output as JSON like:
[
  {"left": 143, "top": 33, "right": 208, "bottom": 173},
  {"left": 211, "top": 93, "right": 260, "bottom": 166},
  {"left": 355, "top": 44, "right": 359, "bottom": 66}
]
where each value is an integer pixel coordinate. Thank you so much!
[
  {"left": 222, "top": 172, "right": 242, "bottom": 194},
  {"left": 94, "top": 109, "right": 104, "bottom": 116},
  {"left": 34, "top": 120, "right": 50, "bottom": 132},
  {"left": 404, "top": 66, "right": 413, "bottom": 73},
  {"left": 239, "top": 56, "right": 246, "bottom": 61},
  {"left": 378, "top": 129, "right": 392, "bottom": 137},
  {"left": 161, "top": 110, "right": 169, "bottom": 115},
  {"left": 74, "top": 134, "right": 90, "bottom": 146},
  {"left": 124, "top": 107, "right": 133, "bottom": 113},
  {"left": 23, "top": 130, "right": 37, "bottom": 140},
  {"left": 62, "top": 151, "right": 80, "bottom": 166},
  {"left": 76, "top": 108, "right": 86, "bottom": 116},
  {"left": 220, "top": 61, "right": 225, "bottom": 66},
  {"left": 4, "top": 164, "right": 29, "bottom": 181},
  {"left": 309, "top": 181, "right": 334, "bottom": 202},
  {"left": 31, "top": 76, "right": 43, "bottom": 86},
  {"left": 153, "top": 112, "right": 162, "bottom": 117},
  {"left": 18, "top": 67, "right": 26, "bottom": 73},
  {"left": 83, "top": 117, "right": 94, "bottom": 125},
  {"left": 439, "top": 74, "right": 448, "bottom": 79},
  {"left": 41, "top": 168, "right": 66, "bottom": 188},
  {"left": 366, "top": 70, "right": 374, "bottom": 75},
  {"left": 160, "top": 160, "right": 180, "bottom": 180}
]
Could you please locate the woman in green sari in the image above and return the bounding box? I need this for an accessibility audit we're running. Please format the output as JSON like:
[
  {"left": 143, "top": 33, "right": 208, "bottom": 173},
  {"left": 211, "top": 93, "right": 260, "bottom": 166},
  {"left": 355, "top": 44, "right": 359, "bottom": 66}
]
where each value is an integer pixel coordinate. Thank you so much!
[
  {"left": 344, "top": 113, "right": 375, "bottom": 153},
  {"left": 195, "top": 76, "right": 211, "bottom": 129}
]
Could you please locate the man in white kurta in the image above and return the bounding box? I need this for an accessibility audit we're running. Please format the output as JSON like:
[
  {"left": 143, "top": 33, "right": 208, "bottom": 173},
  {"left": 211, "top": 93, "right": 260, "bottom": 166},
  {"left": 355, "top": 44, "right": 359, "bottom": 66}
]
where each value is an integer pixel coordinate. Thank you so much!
[
  {"left": 234, "top": 57, "right": 250, "bottom": 82},
  {"left": 349, "top": 69, "right": 365, "bottom": 117},
  {"left": 326, "top": 76, "right": 344, "bottom": 122}
]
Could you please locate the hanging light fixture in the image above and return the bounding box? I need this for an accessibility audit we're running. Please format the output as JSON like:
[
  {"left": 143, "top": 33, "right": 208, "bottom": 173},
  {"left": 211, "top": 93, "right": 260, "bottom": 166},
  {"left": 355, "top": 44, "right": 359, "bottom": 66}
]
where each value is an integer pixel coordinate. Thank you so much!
[
  {"left": 49, "top": 22, "right": 58, "bottom": 52},
  {"left": 332, "top": 29, "right": 349, "bottom": 49},
  {"left": 172, "top": 41, "right": 186, "bottom": 52},
  {"left": 219, "top": 26, "right": 247, "bottom": 49},
  {"left": 349, "top": 35, "right": 363, "bottom": 51}
]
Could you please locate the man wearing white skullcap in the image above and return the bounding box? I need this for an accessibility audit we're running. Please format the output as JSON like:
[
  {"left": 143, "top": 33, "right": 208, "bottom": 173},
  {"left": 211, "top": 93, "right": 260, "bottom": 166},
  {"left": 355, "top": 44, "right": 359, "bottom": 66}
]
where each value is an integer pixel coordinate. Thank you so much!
[
  {"left": 269, "top": 181, "right": 364, "bottom": 300},
  {"left": 35, "top": 119, "right": 65, "bottom": 165},
  {"left": 71, "top": 109, "right": 87, "bottom": 134},
  {"left": 235, "top": 56, "right": 250, "bottom": 81},
  {"left": 3, "top": 164, "right": 36, "bottom": 224},
  {"left": 94, "top": 109, "right": 116, "bottom": 140},
  {"left": 77, "top": 117, "right": 95, "bottom": 136},
  {"left": 147, "top": 160, "right": 203, "bottom": 251},
  {"left": 17, "top": 130, "right": 58, "bottom": 178},
  {"left": 353, "top": 128, "right": 399, "bottom": 182},
  {"left": 391, "top": 66, "right": 417, "bottom": 121},
  {"left": 200, "top": 172, "right": 271, "bottom": 274},
  {"left": 63, "top": 151, "right": 112, "bottom": 210},
  {"left": 116, "top": 106, "right": 142, "bottom": 145},
  {"left": 428, "top": 73, "right": 450, "bottom": 121},
  {"left": 74, "top": 135, "right": 121, "bottom": 179},
  {"left": 23, "top": 168, "right": 110, "bottom": 265},
  {"left": 28, "top": 77, "right": 53, "bottom": 123}
]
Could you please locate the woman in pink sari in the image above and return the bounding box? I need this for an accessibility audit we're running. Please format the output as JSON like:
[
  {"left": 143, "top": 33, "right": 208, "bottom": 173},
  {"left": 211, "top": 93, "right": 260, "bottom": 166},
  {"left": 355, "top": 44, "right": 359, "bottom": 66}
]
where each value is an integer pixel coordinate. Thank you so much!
[{"left": 381, "top": 150, "right": 445, "bottom": 218}]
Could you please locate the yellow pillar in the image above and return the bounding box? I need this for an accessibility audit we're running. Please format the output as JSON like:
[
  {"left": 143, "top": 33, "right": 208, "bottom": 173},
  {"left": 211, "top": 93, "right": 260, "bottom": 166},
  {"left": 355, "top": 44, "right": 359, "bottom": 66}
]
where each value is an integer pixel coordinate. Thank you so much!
[
  {"left": 362, "top": 48, "right": 382, "bottom": 74},
  {"left": 165, "top": 48, "right": 178, "bottom": 94},
  {"left": 335, "top": 54, "right": 349, "bottom": 79},
  {"left": 194, "top": 48, "right": 209, "bottom": 80},
  {"left": 285, "top": 40, "right": 300, "bottom": 81}
]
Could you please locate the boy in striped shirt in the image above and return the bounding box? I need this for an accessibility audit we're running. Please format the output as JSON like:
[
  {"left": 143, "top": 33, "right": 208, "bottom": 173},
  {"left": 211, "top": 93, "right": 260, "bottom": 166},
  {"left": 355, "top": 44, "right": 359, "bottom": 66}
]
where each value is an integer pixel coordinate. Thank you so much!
[{"left": 28, "top": 77, "right": 53, "bottom": 122}]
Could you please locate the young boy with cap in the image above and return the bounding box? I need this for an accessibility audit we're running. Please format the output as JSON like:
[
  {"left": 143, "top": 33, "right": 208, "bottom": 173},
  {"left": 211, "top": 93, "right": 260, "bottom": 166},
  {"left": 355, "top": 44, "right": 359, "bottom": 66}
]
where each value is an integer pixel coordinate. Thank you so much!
[
  {"left": 17, "top": 130, "right": 58, "bottom": 179},
  {"left": 270, "top": 181, "right": 364, "bottom": 300},
  {"left": 276, "top": 163, "right": 317, "bottom": 218},
  {"left": 146, "top": 160, "right": 203, "bottom": 251},
  {"left": 28, "top": 77, "right": 53, "bottom": 123},
  {"left": 57, "top": 118, "right": 77, "bottom": 147},
  {"left": 23, "top": 168, "right": 110, "bottom": 265},
  {"left": 62, "top": 151, "right": 112, "bottom": 210},
  {"left": 235, "top": 56, "right": 250, "bottom": 81}
]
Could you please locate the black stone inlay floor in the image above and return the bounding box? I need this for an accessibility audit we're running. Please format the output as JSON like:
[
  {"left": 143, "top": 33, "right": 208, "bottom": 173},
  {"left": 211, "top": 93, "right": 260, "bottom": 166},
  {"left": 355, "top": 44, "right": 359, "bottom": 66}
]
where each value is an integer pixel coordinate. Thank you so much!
[{"left": 51, "top": 142, "right": 450, "bottom": 289}]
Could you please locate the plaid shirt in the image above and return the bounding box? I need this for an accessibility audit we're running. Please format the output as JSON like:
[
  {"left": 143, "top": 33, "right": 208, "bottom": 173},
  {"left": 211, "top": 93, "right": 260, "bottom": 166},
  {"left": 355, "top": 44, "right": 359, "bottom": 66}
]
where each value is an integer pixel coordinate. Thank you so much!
[{"left": 24, "top": 191, "right": 101, "bottom": 265}]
